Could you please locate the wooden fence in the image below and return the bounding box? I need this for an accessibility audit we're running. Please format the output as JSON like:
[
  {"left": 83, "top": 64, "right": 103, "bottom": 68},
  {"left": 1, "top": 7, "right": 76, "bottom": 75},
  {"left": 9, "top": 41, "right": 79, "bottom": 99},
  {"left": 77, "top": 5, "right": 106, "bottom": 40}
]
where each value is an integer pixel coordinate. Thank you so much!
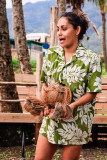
[
  {"left": 92, "top": 78, "right": 107, "bottom": 141},
  {"left": 0, "top": 52, "right": 43, "bottom": 143},
  {"left": 0, "top": 51, "right": 107, "bottom": 143}
]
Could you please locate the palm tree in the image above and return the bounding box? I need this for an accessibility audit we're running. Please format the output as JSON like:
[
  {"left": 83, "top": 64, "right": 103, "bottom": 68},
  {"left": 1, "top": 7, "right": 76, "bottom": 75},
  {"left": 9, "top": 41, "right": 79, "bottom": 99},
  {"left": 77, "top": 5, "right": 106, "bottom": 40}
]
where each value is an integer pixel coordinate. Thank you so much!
[
  {"left": 57, "top": 0, "right": 66, "bottom": 17},
  {"left": 56, "top": 0, "right": 84, "bottom": 17},
  {"left": 66, "top": 0, "right": 84, "bottom": 13},
  {"left": 88, "top": 0, "right": 107, "bottom": 72},
  {"left": 0, "top": 0, "right": 22, "bottom": 112},
  {"left": 11, "top": 0, "right": 33, "bottom": 74}
]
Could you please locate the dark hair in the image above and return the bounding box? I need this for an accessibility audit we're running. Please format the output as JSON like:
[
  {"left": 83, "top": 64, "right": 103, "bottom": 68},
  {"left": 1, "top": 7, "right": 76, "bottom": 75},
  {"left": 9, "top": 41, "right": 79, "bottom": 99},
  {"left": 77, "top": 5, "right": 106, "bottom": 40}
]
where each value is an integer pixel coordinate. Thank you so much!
[{"left": 60, "top": 12, "right": 90, "bottom": 41}]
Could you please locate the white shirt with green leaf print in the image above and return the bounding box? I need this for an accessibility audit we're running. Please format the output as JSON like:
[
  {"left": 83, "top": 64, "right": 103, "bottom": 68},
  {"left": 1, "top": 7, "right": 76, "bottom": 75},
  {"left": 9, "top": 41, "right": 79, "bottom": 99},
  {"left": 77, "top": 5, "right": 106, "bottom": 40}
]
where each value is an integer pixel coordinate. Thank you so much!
[{"left": 40, "top": 43, "right": 102, "bottom": 145}]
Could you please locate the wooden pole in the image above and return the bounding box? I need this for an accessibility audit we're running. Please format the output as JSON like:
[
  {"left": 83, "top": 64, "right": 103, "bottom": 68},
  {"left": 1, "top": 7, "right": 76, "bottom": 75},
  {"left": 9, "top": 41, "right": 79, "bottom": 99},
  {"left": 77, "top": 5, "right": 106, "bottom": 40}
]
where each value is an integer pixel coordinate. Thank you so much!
[
  {"left": 0, "top": 82, "right": 37, "bottom": 86},
  {"left": 35, "top": 52, "right": 43, "bottom": 143},
  {"left": 50, "top": 7, "right": 58, "bottom": 47},
  {"left": 36, "top": 52, "right": 43, "bottom": 99},
  {"left": 0, "top": 99, "right": 25, "bottom": 102},
  {"left": 35, "top": 123, "right": 41, "bottom": 144}
]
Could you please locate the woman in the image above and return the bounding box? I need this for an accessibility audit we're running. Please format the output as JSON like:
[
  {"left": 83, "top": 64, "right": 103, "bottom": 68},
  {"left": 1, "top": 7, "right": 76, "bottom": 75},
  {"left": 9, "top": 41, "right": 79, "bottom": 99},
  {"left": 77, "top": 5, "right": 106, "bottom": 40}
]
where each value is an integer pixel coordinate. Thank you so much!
[{"left": 35, "top": 12, "right": 102, "bottom": 160}]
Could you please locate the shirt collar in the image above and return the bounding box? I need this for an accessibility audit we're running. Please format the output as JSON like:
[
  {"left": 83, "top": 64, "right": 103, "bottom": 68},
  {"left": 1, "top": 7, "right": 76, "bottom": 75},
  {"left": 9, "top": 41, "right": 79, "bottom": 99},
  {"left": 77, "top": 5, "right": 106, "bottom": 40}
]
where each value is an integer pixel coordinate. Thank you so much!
[
  {"left": 74, "top": 43, "right": 86, "bottom": 58},
  {"left": 54, "top": 46, "right": 65, "bottom": 60},
  {"left": 54, "top": 43, "right": 85, "bottom": 58}
]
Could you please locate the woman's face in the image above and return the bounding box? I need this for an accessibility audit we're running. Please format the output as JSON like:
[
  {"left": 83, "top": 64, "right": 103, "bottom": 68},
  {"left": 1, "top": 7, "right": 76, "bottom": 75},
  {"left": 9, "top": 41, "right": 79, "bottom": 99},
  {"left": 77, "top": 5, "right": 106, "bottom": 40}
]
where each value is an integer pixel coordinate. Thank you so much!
[{"left": 57, "top": 17, "right": 80, "bottom": 49}]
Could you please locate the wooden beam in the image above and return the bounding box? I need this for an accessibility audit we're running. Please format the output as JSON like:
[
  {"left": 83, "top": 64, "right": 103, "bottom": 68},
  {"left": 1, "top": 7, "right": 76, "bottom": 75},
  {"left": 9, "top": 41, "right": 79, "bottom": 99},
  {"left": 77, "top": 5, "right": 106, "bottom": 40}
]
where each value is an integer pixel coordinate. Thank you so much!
[
  {"left": 102, "top": 82, "right": 107, "bottom": 85},
  {"left": 95, "top": 109, "right": 107, "bottom": 114},
  {"left": 96, "top": 100, "right": 107, "bottom": 103},
  {"left": 0, "top": 99, "right": 25, "bottom": 102},
  {"left": 93, "top": 115, "right": 107, "bottom": 124},
  {"left": 0, "top": 82, "right": 37, "bottom": 86},
  {"left": 15, "top": 74, "right": 36, "bottom": 82},
  {"left": 0, "top": 113, "right": 42, "bottom": 123}
]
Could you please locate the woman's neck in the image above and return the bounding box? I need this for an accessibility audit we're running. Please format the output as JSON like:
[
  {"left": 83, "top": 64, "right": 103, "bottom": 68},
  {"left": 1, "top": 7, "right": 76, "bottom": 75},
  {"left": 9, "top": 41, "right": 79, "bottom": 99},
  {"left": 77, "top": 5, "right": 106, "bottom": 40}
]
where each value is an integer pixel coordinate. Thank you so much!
[
  {"left": 64, "top": 42, "right": 79, "bottom": 56},
  {"left": 64, "top": 42, "right": 79, "bottom": 63}
]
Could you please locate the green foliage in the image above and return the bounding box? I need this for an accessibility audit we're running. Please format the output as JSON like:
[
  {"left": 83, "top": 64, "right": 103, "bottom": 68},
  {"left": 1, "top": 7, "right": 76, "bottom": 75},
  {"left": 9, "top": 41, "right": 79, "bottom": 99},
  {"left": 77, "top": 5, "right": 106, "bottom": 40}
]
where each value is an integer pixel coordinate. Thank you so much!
[
  {"left": 12, "top": 58, "right": 36, "bottom": 73},
  {"left": 12, "top": 58, "right": 19, "bottom": 68},
  {"left": 32, "top": 68, "right": 36, "bottom": 73},
  {"left": 0, "top": 124, "right": 35, "bottom": 147},
  {"left": 102, "top": 61, "right": 107, "bottom": 77},
  {"left": 30, "top": 59, "right": 36, "bottom": 73},
  {"left": 30, "top": 59, "right": 37, "bottom": 68},
  {"left": 53, "top": 149, "right": 61, "bottom": 160}
]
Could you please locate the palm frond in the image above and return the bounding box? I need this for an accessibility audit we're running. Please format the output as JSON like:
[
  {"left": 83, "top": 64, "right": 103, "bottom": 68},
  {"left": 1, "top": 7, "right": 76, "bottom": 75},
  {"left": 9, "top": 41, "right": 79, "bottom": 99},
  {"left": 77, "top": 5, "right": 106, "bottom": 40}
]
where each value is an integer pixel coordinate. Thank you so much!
[{"left": 92, "top": 22, "right": 100, "bottom": 38}]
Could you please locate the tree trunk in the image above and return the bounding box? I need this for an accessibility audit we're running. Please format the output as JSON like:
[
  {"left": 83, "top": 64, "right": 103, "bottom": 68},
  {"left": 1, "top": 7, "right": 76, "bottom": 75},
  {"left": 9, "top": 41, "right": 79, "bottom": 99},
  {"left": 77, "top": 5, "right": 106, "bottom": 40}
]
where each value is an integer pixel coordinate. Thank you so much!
[
  {"left": 100, "top": 5, "right": 107, "bottom": 72},
  {"left": 12, "top": 0, "right": 33, "bottom": 74},
  {"left": 57, "top": 0, "right": 66, "bottom": 17},
  {"left": 0, "top": 0, "right": 22, "bottom": 112}
]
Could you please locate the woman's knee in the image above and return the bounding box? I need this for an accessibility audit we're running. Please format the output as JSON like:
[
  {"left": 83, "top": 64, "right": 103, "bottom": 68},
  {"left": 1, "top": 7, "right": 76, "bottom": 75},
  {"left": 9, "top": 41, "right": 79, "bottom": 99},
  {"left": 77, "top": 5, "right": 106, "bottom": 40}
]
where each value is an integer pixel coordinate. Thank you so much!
[{"left": 63, "top": 145, "right": 82, "bottom": 160}]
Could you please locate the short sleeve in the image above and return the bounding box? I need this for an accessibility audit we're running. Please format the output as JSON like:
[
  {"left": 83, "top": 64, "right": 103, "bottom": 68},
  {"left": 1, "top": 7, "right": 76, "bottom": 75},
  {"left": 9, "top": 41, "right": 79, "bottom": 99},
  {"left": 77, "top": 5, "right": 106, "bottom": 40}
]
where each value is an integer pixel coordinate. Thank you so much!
[{"left": 86, "top": 54, "right": 102, "bottom": 93}]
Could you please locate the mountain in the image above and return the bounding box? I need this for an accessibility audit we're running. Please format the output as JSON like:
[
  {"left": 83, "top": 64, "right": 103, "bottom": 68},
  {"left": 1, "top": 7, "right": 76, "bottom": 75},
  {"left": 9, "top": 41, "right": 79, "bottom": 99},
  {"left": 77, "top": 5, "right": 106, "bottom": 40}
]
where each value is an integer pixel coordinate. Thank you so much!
[
  {"left": 7, "top": 0, "right": 107, "bottom": 53},
  {"left": 7, "top": 0, "right": 56, "bottom": 37}
]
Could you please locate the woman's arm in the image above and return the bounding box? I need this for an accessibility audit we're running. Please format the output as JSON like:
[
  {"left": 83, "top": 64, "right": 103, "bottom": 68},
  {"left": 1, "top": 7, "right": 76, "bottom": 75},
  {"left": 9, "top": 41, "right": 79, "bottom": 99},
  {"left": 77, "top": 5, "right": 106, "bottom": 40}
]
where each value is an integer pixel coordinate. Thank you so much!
[
  {"left": 72, "top": 92, "right": 97, "bottom": 109},
  {"left": 63, "top": 92, "right": 97, "bottom": 120}
]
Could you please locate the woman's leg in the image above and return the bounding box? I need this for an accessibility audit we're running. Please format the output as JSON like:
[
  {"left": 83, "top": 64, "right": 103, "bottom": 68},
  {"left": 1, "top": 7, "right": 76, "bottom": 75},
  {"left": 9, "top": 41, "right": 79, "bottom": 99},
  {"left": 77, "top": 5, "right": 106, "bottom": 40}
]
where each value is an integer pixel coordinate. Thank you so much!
[
  {"left": 63, "top": 145, "right": 82, "bottom": 160},
  {"left": 35, "top": 134, "right": 59, "bottom": 160}
]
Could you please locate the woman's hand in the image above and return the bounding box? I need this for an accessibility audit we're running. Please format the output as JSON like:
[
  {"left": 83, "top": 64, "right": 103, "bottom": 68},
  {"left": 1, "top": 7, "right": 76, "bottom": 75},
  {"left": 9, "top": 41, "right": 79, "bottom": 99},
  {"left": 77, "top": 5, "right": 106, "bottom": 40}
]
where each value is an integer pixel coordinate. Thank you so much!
[
  {"left": 40, "top": 106, "right": 50, "bottom": 120},
  {"left": 61, "top": 103, "right": 75, "bottom": 120}
]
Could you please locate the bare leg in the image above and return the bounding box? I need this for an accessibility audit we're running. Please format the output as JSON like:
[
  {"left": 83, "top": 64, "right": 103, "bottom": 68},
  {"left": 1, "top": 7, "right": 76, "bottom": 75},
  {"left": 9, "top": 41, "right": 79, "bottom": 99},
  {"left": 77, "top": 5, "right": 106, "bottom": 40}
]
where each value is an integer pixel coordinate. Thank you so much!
[
  {"left": 63, "top": 145, "right": 82, "bottom": 160},
  {"left": 35, "top": 134, "right": 59, "bottom": 160}
]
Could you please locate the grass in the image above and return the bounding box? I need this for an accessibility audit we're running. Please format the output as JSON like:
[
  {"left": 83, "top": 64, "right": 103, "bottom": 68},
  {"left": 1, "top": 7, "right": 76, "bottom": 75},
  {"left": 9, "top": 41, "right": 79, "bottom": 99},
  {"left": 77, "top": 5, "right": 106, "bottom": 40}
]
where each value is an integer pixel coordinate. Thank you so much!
[
  {"left": 12, "top": 58, "right": 36, "bottom": 73},
  {"left": 102, "top": 63, "right": 107, "bottom": 78},
  {"left": 53, "top": 149, "right": 62, "bottom": 160},
  {"left": 12, "top": 58, "right": 20, "bottom": 68}
]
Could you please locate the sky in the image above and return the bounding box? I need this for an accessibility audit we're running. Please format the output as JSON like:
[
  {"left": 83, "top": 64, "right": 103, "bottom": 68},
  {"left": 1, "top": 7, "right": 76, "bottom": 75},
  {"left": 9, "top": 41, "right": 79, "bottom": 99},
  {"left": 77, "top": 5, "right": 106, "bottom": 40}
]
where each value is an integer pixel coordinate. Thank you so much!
[{"left": 6, "top": 0, "right": 47, "bottom": 8}]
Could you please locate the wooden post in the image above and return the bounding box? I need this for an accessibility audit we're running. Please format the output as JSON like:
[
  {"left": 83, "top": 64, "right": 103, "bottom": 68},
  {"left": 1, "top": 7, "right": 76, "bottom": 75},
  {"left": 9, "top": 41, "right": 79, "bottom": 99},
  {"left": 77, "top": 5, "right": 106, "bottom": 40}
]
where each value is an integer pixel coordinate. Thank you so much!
[
  {"left": 35, "top": 123, "right": 41, "bottom": 144},
  {"left": 35, "top": 52, "right": 43, "bottom": 143},
  {"left": 36, "top": 52, "right": 43, "bottom": 99},
  {"left": 50, "top": 7, "right": 58, "bottom": 47}
]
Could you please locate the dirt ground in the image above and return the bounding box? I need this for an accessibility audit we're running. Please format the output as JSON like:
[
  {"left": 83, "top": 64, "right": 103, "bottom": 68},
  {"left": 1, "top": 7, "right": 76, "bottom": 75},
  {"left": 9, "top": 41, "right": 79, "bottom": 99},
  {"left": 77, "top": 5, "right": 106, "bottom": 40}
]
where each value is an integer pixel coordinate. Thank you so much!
[{"left": 0, "top": 140, "right": 107, "bottom": 160}]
